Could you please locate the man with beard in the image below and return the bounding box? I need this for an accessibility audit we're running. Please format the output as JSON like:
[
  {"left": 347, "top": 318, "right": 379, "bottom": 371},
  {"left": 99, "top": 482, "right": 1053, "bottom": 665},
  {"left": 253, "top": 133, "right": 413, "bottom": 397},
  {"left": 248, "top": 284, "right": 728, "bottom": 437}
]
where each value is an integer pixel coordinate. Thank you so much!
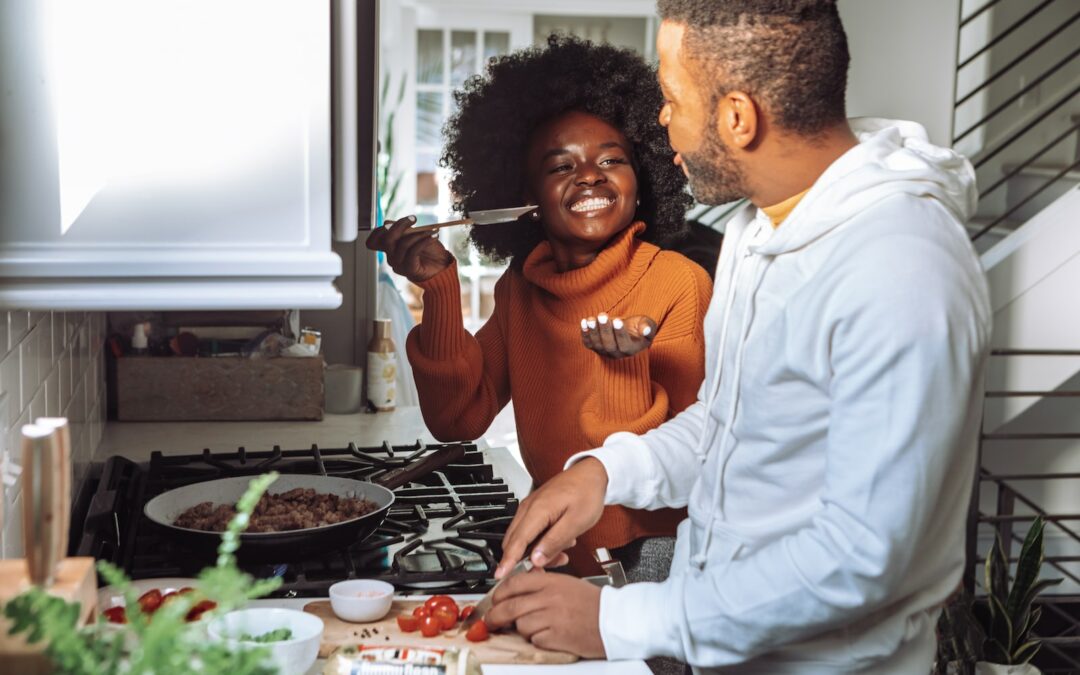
[{"left": 485, "top": 1, "right": 992, "bottom": 673}]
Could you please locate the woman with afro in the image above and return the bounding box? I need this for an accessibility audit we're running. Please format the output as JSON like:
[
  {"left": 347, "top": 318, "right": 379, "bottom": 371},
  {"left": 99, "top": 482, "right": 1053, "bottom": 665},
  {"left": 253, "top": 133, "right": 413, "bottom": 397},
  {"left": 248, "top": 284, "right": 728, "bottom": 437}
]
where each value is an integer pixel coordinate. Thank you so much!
[{"left": 368, "top": 36, "right": 711, "bottom": 580}]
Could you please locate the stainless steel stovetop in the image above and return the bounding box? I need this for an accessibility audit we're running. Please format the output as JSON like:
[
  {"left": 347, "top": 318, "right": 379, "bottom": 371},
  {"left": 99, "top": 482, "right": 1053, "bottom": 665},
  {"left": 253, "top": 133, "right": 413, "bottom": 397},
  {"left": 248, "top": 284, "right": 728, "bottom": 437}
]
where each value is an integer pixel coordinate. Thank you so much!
[{"left": 71, "top": 441, "right": 518, "bottom": 596}]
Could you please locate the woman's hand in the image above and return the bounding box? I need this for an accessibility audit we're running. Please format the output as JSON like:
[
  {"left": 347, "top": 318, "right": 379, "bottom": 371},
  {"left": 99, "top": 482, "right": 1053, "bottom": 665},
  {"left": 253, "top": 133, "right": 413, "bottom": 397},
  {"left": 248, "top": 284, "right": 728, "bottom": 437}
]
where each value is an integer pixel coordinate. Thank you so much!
[
  {"left": 580, "top": 313, "right": 657, "bottom": 359},
  {"left": 366, "top": 215, "right": 455, "bottom": 283}
]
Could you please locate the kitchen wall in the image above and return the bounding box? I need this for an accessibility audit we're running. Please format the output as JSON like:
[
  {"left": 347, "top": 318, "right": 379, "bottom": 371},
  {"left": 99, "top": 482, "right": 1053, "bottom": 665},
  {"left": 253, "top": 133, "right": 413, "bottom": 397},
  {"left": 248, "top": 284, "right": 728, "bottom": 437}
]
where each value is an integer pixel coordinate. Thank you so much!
[
  {"left": 838, "top": 0, "right": 960, "bottom": 147},
  {"left": 0, "top": 311, "right": 106, "bottom": 558}
]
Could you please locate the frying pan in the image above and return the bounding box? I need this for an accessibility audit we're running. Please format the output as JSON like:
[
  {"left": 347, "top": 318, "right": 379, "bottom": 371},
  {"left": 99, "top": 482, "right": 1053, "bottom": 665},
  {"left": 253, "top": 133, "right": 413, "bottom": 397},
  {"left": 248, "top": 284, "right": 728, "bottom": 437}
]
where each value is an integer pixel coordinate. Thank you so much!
[{"left": 142, "top": 444, "right": 465, "bottom": 562}]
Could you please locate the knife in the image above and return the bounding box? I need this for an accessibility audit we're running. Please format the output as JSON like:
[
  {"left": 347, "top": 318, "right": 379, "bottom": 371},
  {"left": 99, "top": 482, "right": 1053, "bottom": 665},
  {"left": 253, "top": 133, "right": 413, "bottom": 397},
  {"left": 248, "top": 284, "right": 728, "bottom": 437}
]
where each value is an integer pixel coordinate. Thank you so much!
[
  {"left": 409, "top": 206, "right": 538, "bottom": 233},
  {"left": 459, "top": 558, "right": 533, "bottom": 634}
]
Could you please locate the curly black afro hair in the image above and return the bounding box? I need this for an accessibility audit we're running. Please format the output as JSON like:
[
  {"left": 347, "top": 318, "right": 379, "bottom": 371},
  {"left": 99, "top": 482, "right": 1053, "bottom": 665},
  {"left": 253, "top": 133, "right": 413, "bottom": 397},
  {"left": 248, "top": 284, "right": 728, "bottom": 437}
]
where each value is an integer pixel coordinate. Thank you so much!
[{"left": 441, "top": 34, "right": 692, "bottom": 264}]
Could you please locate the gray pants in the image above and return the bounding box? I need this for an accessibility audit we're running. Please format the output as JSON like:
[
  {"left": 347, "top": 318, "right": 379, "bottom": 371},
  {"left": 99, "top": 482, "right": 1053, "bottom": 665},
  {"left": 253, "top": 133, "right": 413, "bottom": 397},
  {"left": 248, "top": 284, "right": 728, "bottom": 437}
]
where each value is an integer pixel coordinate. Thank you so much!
[{"left": 610, "top": 537, "right": 688, "bottom": 675}]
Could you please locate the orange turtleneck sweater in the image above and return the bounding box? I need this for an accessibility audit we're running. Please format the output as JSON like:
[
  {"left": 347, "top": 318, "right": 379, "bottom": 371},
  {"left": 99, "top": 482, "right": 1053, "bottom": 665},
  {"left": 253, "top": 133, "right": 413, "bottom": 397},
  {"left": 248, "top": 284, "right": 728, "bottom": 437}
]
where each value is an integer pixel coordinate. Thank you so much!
[{"left": 406, "top": 222, "right": 712, "bottom": 573}]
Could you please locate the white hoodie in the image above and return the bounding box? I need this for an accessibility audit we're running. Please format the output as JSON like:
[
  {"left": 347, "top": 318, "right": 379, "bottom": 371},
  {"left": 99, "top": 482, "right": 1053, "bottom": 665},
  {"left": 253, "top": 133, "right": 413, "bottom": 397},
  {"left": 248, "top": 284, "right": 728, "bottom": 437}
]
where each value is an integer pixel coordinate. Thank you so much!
[{"left": 567, "top": 119, "right": 992, "bottom": 673}]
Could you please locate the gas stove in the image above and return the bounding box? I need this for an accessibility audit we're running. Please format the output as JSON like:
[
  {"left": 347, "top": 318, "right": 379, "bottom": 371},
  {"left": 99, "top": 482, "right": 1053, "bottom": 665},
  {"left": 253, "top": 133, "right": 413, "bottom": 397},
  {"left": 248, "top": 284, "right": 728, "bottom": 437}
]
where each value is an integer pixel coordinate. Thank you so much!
[{"left": 71, "top": 441, "right": 519, "bottom": 596}]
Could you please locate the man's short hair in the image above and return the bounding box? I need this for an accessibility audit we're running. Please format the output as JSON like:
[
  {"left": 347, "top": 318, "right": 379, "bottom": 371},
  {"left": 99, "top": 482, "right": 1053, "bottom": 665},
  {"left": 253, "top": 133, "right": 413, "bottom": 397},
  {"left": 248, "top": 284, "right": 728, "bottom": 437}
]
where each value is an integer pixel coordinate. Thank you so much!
[{"left": 657, "top": 0, "right": 850, "bottom": 136}]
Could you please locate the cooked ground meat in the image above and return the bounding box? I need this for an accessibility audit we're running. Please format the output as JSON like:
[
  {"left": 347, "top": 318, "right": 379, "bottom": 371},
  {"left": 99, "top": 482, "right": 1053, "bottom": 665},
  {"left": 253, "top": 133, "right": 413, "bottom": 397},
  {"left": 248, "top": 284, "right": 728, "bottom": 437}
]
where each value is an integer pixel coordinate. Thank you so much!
[{"left": 173, "top": 487, "right": 378, "bottom": 533}]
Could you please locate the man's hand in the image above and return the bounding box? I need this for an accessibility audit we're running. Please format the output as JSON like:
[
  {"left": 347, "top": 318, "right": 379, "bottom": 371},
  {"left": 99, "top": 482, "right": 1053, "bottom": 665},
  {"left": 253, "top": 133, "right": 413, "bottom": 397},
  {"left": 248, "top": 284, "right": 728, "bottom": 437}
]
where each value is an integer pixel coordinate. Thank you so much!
[
  {"left": 581, "top": 314, "right": 657, "bottom": 359},
  {"left": 496, "top": 458, "right": 608, "bottom": 578},
  {"left": 365, "top": 215, "right": 454, "bottom": 283},
  {"left": 486, "top": 570, "right": 606, "bottom": 659}
]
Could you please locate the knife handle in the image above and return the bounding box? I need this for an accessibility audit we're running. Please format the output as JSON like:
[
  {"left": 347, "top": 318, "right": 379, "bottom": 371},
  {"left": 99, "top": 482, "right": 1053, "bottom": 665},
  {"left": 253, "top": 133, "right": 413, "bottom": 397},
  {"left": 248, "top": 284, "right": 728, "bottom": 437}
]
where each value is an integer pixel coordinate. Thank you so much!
[
  {"left": 21, "top": 423, "right": 68, "bottom": 587},
  {"left": 374, "top": 444, "right": 466, "bottom": 490},
  {"left": 409, "top": 218, "right": 474, "bottom": 233}
]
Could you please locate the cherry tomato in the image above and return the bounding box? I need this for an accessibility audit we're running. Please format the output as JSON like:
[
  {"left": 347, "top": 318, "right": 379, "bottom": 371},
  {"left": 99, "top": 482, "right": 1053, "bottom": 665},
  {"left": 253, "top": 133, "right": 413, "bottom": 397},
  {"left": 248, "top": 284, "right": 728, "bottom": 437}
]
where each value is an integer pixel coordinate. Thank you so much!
[
  {"left": 465, "top": 619, "right": 489, "bottom": 642},
  {"left": 459, "top": 605, "right": 475, "bottom": 621},
  {"left": 396, "top": 614, "right": 420, "bottom": 632},
  {"left": 424, "top": 595, "right": 459, "bottom": 616},
  {"left": 419, "top": 615, "right": 441, "bottom": 638},
  {"left": 432, "top": 605, "right": 457, "bottom": 631},
  {"left": 103, "top": 606, "right": 127, "bottom": 624},
  {"left": 137, "top": 589, "right": 163, "bottom": 614},
  {"left": 185, "top": 599, "right": 217, "bottom": 622},
  {"left": 412, "top": 605, "right": 430, "bottom": 619}
]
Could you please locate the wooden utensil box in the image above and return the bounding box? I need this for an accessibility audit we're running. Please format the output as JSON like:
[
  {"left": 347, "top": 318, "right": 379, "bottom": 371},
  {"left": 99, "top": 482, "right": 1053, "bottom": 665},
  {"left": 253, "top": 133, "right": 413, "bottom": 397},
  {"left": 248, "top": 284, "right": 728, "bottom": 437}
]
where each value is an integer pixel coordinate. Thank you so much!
[
  {"left": 117, "top": 356, "right": 325, "bottom": 421},
  {"left": 0, "top": 557, "right": 97, "bottom": 675}
]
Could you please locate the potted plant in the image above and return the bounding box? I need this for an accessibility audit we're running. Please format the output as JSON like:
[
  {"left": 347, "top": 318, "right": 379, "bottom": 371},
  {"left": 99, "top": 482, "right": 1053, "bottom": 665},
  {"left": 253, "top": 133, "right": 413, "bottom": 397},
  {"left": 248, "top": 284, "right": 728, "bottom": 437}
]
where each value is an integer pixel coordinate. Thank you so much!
[
  {"left": 936, "top": 516, "right": 1062, "bottom": 675},
  {"left": 976, "top": 515, "right": 1062, "bottom": 674},
  {"left": 3, "top": 473, "right": 284, "bottom": 674}
]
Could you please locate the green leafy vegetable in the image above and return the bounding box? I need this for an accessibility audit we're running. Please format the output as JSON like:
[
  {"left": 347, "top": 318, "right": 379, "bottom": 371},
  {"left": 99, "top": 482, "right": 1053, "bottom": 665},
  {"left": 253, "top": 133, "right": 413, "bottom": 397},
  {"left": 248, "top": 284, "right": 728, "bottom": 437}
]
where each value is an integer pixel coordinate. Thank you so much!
[
  {"left": 238, "top": 628, "right": 293, "bottom": 643},
  {"left": 3, "top": 472, "right": 285, "bottom": 675}
]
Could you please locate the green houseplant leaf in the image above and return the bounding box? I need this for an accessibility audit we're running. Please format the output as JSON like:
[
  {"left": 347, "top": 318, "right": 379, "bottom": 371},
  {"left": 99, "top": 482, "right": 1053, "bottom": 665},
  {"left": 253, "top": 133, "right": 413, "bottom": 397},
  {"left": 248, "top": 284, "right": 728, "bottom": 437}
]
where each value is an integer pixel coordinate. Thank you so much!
[
  {"left": 1006, "top": 517, "right": 1046, "bottom": 620},
  {"left": 2, "top": 472, "right": 283, "bottom": 675},
  {"left": 975, "top": 515, "right": 1063, "bottom": 666}
]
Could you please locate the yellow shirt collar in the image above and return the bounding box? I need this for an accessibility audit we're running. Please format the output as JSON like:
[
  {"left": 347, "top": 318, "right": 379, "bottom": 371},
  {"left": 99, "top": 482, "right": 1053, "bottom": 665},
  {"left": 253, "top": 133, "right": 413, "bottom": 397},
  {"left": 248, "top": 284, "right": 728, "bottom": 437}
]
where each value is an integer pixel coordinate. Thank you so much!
[{"left": 762, "top": 188, "right": 811, "bottom": 228}]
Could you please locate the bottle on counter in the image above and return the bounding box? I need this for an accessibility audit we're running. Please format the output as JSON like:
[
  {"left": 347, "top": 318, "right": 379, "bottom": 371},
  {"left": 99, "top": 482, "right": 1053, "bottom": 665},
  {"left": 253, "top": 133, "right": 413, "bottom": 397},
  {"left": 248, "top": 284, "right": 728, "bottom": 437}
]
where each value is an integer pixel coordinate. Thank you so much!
[
  {"left": 131, "top": 322, "right": 149, "bottom": 356},
  {"left": 366, "top": 318, "right": 397, "bottom": 412}
]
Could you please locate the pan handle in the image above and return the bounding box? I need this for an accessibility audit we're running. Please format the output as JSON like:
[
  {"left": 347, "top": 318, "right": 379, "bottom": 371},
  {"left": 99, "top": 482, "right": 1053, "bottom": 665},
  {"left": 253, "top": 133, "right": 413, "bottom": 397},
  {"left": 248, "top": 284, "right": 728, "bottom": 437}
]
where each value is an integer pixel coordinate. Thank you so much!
[{"left": 374, "top": 444, "right": 467, "bottom": 490}]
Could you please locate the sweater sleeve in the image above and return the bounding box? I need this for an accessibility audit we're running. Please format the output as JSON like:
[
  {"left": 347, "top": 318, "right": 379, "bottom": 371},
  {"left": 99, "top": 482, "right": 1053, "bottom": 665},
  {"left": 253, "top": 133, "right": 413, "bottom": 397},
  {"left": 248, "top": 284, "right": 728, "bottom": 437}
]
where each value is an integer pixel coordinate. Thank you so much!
[
  {"left": 406, "top": 262, "right": 511, "bottom": 441},
  {"left": 579, "top": 258, "right": 712, "bottom": 446}
]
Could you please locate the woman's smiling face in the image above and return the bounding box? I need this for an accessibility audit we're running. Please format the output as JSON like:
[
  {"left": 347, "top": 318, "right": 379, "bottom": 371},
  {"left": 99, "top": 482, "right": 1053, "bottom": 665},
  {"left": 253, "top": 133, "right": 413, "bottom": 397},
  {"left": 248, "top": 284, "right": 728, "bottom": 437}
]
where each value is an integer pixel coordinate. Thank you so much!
[{"left": 525, "top": 111, "right": 639, "bottom": 255}]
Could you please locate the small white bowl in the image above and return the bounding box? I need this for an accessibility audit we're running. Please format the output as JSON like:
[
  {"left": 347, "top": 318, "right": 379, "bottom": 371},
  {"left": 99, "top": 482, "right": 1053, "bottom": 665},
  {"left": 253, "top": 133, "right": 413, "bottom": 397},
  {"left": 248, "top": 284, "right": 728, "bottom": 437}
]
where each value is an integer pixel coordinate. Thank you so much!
[
  {"left": 328, "top": 579, "right": 394, "bottom": 623},
  {"left": 208, "top": 607, "right": 323, "bottom": 675}
]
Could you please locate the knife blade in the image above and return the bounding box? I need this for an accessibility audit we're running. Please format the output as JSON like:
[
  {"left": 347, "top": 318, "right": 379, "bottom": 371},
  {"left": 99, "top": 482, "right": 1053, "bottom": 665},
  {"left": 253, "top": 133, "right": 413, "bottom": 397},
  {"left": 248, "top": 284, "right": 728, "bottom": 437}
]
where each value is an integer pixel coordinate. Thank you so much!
[
  {"left": 409, "top": 206, "right": 538, "bottom": 233},
  {"left": 459, "top": 558, "right": 533, "bottom": 634}
]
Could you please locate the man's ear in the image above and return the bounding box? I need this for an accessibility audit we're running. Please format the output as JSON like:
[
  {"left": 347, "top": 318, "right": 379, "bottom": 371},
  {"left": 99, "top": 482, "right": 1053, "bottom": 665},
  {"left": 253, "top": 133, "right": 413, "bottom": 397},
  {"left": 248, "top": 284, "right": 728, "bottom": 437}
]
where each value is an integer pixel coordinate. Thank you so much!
[{"left": 714, "top": 90, "right": 759, "bottom": 150}]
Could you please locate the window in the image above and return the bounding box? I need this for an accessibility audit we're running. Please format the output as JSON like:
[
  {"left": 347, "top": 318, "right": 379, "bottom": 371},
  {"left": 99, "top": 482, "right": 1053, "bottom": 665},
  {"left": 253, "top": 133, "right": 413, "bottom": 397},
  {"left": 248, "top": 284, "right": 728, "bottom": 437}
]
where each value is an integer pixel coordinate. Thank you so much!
[
  {"left": 382, "top": 5, "right": 658, "bottom": 332},
  {"left": 413, "top": 28, "right": 512, "bottom": 332}
]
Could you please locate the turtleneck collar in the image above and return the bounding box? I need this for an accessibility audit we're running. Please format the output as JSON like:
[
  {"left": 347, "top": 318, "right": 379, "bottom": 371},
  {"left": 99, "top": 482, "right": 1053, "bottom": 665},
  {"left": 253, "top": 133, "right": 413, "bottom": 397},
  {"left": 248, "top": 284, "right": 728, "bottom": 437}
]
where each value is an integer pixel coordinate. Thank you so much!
[{"left": 520, "top": 221, "right": 659, "bottom": 320}]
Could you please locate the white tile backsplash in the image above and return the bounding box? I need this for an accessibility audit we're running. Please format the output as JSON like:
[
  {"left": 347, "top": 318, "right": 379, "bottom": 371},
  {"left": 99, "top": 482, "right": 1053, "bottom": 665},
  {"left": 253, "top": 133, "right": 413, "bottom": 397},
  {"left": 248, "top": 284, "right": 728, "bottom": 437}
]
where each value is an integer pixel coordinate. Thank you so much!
[
  {"left": 0, "top": 310, "right": 105, "bottom": 559},
  {"left": 8, "top": 311, "right": 29, "bottom": 352},
  {"left": 0, "top": 350, "right": 18, "bottom": 416},
  {"left": 46, "top": 368, "right": 60, "bottom": 418},
  {"left": 3, "top": 492, "right": 23, "bottom": 563}
]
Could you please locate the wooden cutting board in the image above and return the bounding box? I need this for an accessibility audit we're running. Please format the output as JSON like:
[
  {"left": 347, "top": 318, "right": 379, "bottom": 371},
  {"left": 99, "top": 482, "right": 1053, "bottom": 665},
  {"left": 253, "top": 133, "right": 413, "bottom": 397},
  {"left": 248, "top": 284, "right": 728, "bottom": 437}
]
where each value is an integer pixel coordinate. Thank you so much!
[{"left": 303, "top": 600, "right": 579, "bottom": 665}]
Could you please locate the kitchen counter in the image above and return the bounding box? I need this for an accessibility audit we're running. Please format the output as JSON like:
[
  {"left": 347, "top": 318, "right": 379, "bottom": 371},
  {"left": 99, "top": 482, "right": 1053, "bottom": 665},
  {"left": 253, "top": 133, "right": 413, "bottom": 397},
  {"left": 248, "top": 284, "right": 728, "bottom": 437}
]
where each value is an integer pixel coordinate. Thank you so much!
[
  {"left": 98, "top": 407, "right": 439, "bottom": 461},
  {"left": 95, "top": 408, "right": 647, "bottom": 672},
  {"left": 95, "top": 406, "right": 533, "bottom": 500},
  {"left": 247, "top": 596, "right": 651, "bottom": 675}
]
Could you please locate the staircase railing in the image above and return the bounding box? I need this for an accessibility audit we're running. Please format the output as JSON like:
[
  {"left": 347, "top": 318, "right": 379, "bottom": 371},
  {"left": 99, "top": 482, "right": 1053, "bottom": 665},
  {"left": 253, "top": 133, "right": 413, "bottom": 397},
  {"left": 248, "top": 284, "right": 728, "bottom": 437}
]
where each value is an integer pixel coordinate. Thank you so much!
[
  {"left": 953, "top": 0, "right": 1080, "bottom": 243},
  {"left": 967, "top": 349, "right": 1080, "bottom": 673}
]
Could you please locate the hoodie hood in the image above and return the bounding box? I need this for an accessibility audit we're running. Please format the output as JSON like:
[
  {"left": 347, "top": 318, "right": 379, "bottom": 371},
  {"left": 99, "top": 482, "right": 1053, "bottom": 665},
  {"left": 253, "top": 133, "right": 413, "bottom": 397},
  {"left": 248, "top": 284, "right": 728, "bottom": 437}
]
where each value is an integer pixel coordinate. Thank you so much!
[{"left": 753, "top": 117, "right": 978, "bottom": 257}]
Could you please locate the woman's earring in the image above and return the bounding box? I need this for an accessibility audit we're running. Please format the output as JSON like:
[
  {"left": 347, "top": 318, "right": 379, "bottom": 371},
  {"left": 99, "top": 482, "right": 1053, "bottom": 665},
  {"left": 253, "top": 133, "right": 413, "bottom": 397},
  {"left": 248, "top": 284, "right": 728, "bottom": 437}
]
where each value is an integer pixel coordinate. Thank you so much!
[
  {"left": 636, "top": 198, "right": 641, "bottom": 207},
  {"left": 529, "top": 209, "right": 541, "bottom": 221}
]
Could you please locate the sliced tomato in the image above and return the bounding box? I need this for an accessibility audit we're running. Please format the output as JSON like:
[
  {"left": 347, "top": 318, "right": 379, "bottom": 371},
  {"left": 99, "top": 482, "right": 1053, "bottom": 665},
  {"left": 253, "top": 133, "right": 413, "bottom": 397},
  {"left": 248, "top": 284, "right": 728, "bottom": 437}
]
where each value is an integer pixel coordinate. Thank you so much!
[
  {"left": 465, "top": 619, "right": 489, "bottom": 642},
  {"left": 177, "top": 587, "right": 195, "bottom": 595},
  {"left": 412, "top": 605, "right": 430, "bottom": 619},
  {"left": 424, "top": 595, "right": 459, "bottom": 616},
  {"left": 103, "top": 606, "right": 127, "bottom": 624},
  {"left": 160, "top": 591, "right": 179, "bottom": 605},
  {"left": 459, "top": 605, "right": 475, "bottom": 621},
  {"left": 137, "top": 589, "right": 163, "bottom": 614},
  {"left": 432, "top": 605, "right": 457, "bottom": 631},
  {"left": 419, "top": 615, "right": 441, "bottom": 638},
  {"left": 396, "top": 614, "right": 420, "bottom": 632},
  {"left": 185, "top": 599, "right": 217, "bottom": 622}
]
